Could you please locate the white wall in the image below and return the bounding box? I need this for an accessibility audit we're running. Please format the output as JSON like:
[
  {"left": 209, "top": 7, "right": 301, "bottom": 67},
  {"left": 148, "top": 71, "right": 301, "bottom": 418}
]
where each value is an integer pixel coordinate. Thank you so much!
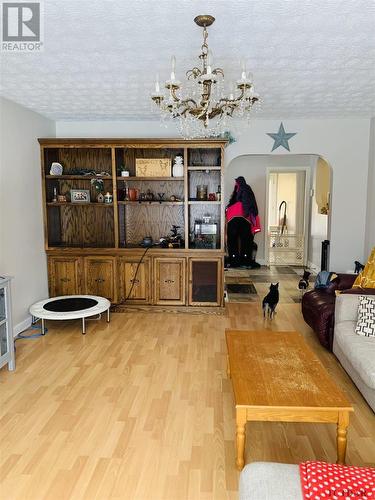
[
  {"left": 364, "top": 117, "right": 375, "bottom": 259},
  {"left": 308, "top": 157, "right": 329, "bottom": 271},
  {"left": 0, "top": 97, "right": 55, "bottom": 334},
  {"left": 56, "top": 118, "right": 371, "bottom": 272}
]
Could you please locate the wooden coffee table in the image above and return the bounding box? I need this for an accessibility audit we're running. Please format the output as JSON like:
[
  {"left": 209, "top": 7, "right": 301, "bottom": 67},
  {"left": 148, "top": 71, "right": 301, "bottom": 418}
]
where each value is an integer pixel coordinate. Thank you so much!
[{"left": 225, "top": 330, "right": 353, "bottom": 471}]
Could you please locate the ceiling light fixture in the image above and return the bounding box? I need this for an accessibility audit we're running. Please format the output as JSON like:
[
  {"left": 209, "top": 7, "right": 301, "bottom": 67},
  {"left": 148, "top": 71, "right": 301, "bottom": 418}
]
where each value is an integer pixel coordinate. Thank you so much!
[{"left": 151, "top": 15, "right": 260, "bottom": 139}]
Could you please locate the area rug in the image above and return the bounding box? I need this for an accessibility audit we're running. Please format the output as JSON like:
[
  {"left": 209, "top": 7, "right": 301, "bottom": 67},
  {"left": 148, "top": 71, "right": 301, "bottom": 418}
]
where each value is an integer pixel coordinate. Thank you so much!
[{"left": 225, "top": 283, "right": 258, "bottom": 303}]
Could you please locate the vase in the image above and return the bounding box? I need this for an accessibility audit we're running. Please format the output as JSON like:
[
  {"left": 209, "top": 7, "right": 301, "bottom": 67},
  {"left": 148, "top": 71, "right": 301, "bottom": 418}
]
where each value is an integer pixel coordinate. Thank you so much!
[{"left": 172, "top": 156, "right": 184, "bottom": 177}]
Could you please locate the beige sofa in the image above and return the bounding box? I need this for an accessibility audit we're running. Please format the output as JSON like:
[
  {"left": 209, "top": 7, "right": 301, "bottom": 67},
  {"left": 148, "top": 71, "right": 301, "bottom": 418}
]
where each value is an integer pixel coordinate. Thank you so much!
[{"left": 333, "top": 294, "right": 375, "bottom": 412}]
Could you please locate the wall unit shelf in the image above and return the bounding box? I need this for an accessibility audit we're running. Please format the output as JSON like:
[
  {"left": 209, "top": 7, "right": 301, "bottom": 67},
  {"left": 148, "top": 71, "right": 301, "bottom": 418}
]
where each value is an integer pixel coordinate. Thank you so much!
[
  {"left": 118, "top": 201, "right": 184, "bottom": 206},
  {"left": 46, "top": 175, "right": 113, "bottom": 180},
  {"left": 47, "top": 202, "right": 114, "bottom": 207},
  {"left": 187, "top": 166, "right": 221, "bottom": 171},
  {"left": 188, "top": 201, "right": 221, "bottom": 205},
  {"left": 39, "top": 138, "right": 226, "bottom": 308},
  {"left": 117, "top": 176, "right": 183, "bottom": 181}
]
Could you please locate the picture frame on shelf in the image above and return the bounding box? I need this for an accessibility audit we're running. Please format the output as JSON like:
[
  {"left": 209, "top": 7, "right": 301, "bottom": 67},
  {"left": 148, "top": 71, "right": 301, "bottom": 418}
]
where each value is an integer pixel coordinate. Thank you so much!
[{"left": 70, "top": 189, "right": 90, "bottom": 203}]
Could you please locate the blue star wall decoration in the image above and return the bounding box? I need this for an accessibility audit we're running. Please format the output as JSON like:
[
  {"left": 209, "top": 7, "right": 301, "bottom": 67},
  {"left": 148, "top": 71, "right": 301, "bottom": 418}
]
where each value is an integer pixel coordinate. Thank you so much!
[{"left": 267, "top": 122, "right": 297, "bottom": 152}]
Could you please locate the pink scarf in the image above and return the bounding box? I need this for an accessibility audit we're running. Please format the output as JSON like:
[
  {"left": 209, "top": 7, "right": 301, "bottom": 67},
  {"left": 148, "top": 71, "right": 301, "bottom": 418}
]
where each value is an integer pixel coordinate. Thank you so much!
[{"left": 226, "top": 202, "right": 261, "bottom": 235}]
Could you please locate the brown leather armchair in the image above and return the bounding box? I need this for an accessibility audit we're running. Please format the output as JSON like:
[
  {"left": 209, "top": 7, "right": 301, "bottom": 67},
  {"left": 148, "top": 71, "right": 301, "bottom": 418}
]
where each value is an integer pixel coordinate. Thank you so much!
[{"left": 301, "top": 274, "right": 356, "bottom": 351}]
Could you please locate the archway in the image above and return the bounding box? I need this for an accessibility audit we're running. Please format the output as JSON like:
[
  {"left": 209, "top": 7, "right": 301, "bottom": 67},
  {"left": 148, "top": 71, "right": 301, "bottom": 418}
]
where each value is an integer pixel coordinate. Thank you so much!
[{"left": 225, "top": 154, "right": 332, "bottom": 270}]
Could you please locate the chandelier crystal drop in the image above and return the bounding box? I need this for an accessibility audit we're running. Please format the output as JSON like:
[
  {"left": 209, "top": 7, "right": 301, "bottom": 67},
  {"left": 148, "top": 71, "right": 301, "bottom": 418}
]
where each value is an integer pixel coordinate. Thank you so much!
[{"left": 151, "top": 15, "right": 260, "bottom": 139}]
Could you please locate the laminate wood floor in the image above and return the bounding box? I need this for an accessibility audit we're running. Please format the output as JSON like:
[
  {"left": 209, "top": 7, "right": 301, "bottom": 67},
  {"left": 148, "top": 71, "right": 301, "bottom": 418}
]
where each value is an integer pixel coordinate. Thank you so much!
[{"left": 1, "top": 303, "right": 374, "bottom": 499}]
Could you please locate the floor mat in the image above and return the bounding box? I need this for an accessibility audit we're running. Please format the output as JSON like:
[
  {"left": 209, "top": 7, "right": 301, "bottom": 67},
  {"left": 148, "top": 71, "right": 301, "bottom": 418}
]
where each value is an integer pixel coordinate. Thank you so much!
[
  {"left": 226, "top": 284, "right": 257, "bottom": 294},
  {"left": 225, "top": 282, "right": 258, "bottom": 302}
]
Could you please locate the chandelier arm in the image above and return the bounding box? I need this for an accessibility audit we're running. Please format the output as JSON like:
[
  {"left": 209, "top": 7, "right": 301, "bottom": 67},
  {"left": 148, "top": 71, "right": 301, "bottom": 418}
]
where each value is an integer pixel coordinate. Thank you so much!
[
  {"left": 214, "top": 101, "right": 231, "bottom": 116},
  {"left": 235, "top": 87, "right": 247, "bottom": 101},
  {"left": 212, "top": 68, "right": 224, "bottom": 77},
  {"left": 170, "top": 87, "right": 181, "bottom": 102},
  {"left": 179, "top": 98, "right": 199, "bottom": 108},
  {"left": 186, "top": 67, "right": 202, "bottom": 80},
  {"left": 207, "top": 108, "right": 224, "bottom": 120}
]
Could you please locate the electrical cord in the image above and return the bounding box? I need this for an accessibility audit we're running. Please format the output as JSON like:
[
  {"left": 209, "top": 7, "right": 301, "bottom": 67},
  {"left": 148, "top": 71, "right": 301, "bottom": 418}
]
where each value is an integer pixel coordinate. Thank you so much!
[
  {"left": 15, "top": 324, "right": 48, "bottom": 341},
  {"left": 122, "top": 246, "right": 150, "bottom": 303}
]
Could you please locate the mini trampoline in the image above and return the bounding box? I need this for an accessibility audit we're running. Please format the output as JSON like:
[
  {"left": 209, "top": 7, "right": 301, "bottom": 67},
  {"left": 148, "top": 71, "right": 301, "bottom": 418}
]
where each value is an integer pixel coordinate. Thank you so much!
[{"left": 29, "top": 295, "right": 111, "bottom": 335}]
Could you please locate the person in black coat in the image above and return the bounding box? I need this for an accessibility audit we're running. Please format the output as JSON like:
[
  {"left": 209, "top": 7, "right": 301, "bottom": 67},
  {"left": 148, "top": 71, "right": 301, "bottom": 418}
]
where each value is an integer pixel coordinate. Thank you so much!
[{"left": 226, "top": 176, "right": 260, "bottom": 268}]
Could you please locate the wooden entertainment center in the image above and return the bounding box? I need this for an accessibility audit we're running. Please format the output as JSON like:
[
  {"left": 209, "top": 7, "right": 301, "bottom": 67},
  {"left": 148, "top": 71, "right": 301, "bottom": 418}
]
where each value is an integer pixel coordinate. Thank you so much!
[{"left": 39, "top": 138, "right": 226, "bottom": 309}]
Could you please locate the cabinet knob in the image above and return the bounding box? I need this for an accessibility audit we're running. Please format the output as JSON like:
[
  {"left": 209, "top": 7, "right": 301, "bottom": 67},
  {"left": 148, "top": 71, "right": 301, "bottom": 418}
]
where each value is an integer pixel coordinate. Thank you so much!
[
  {"left": 130, "top": 278, "right": 140, "bottom": 284},
  {"left": 164, "top": 279, "right": 175, "bottom": 284},
  {"left": 95, "top": 278, "right": 105, "bottom": 283}
]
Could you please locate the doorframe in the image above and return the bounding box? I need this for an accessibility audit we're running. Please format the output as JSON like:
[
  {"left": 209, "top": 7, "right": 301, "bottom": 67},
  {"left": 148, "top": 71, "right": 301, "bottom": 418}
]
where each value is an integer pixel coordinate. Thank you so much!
[{"left": 265, "top": 167, "right": 311, "bottom": 267}]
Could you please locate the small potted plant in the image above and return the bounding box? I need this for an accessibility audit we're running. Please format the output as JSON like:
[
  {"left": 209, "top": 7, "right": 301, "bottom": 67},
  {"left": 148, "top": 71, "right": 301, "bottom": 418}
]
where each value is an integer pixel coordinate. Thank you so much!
[{"left": 119, "top": 165, "right": 130, "bottom": 177}]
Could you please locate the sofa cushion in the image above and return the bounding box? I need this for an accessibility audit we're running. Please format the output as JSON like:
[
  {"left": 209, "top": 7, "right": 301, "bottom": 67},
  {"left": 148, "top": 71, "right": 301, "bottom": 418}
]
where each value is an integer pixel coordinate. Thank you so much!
[
  {"left": 353, "top": 247, "right": 375, "bottom": 288},
  {"left": 355, "top": 295, "right": 375, "bottom": 338},
  {"left": 334, "top": 320, "right": 375, "bottom": 389},
  {"left": 341, "top": 287, "right": 375, "bottom": 295},
  {"left": 239, "top": 462, "right": 302, "bottom": 500}
]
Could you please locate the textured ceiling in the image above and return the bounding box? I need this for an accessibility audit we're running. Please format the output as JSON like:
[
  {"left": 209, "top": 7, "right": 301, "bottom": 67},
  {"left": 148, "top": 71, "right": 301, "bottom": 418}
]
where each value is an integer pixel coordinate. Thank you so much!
[{"left": 1, "top": 0, "right": 375, "bottom": 120}]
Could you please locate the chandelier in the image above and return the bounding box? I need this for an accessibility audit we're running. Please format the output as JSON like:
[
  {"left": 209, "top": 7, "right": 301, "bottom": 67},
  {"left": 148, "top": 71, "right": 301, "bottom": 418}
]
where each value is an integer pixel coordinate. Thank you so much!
[{"left": 151, "top": 15, "right": 260, "bottom": 139}]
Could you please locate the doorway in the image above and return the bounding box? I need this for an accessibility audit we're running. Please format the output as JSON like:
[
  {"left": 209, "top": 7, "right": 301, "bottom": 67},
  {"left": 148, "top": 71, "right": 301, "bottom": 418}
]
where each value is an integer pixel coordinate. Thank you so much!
[{"left": 266, "top": 168, "right": 309, "bottom": 266}]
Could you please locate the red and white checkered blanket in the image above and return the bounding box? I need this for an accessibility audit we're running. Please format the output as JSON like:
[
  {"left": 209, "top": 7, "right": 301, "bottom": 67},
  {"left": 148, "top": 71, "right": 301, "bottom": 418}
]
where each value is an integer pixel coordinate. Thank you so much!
[{"left": 300, "top": 461, "right": 375, "bottom": 499}]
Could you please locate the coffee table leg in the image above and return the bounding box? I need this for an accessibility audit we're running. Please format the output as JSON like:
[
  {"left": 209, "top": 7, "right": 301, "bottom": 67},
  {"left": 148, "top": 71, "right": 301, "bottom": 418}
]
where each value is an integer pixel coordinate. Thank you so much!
[
  {"left": 107, "top": 308, "right": 110, "bottom": 323},
  {"left": 82, "top": 317, "right": 86, "bottom": 335},
  {"left": 41, "top": 318, "right": 46, "bottom": 336},
  {"left": 337, "top": 411, "right": 349, "bottom": 464},
  {"left": 236, "top": 408, "right": 247, "bottom": 471}
]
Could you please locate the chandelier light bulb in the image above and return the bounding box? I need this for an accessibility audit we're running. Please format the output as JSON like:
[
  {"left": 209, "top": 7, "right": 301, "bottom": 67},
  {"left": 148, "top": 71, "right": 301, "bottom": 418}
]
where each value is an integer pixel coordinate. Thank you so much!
[
  {"left": 155, "top": 74, "right": 160, "bottom": 94},
  {"left": 240, "top": 59, "right": 247, "bottom": 80},
  {"left": 170, "top": 55, "right": 176, "bottom": 81},
  {"left": 207, "top": 50, "right": 214, "bottom": 74},
  {"left": 229, "top": 82, "right": 235, "bottom": 100}
]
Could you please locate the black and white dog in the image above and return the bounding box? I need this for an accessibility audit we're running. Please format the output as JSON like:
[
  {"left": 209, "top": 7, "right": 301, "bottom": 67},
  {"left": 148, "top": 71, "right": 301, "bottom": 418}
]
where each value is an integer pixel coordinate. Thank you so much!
[
  {"left": 298, "top": 270, "right": 311, "bottom": 291},
  {"left": 262, "top": 283, "right": 279, "bottom": 319}
]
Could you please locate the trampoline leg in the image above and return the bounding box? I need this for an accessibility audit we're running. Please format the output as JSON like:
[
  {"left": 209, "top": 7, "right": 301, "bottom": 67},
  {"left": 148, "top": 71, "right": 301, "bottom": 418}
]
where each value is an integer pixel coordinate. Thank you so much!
[
  {"left": 107, "top": 308, "right": 110, "bottom": 323},
  {"left": 41, "top": 318, "right": 46, "bottom": 336},
  {"left": 82, "top": 317, "right": 86, "bottom": 335}
]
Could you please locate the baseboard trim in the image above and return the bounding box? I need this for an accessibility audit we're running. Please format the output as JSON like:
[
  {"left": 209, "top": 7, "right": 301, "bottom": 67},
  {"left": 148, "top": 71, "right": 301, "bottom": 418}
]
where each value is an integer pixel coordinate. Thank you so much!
[{"left": 13, "top": 316, "right": 33, "bottom": 338}]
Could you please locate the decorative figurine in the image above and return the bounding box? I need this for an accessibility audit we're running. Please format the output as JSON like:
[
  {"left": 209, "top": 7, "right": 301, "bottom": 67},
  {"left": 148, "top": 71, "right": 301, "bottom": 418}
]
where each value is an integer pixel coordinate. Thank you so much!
[
  {"left": 104, "top": 192, "right": 113, "bottom": 204},
  {"left": 145, "top": 189, "right": 154, "bottom": 201}
]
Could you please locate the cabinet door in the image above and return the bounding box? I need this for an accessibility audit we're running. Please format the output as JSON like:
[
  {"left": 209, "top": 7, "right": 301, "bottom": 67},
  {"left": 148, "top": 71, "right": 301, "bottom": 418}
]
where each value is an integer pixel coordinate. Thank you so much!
[
  {"left": 188, "top": 258, "right": 223, "bottom": 306},
  {"left": 84, "top": 257, "right": 116, "bottom": 302},
  {"left": 49, "top": 257, "right": 81, "bottom": 296},
  {"left": 119, "top": 257, "right": 150, "bottom": 304},
  {"left": 154, "top": 258, "right": 186, "bottom": 305}
]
